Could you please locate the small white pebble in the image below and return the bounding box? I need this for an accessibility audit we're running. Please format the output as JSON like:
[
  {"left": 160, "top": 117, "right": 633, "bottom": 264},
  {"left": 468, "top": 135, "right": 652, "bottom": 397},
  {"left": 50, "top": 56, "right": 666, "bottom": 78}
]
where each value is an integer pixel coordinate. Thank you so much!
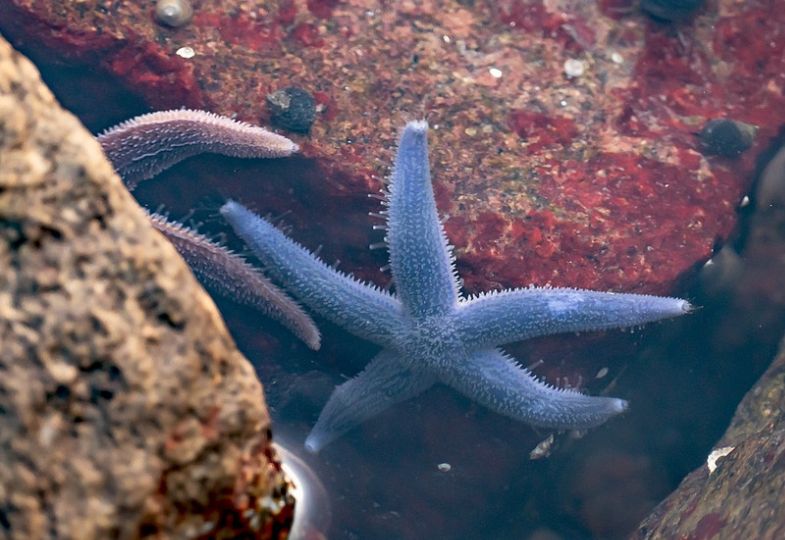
[
  {"left": 176, "top": 46, "right": 195, "bottom": 59},
  {"left": 489, "top": 67, "right": 503, "bottom": 79},
  {"left": 707, "top": 446, "right": 735, "bottom": 474},
  {"left": 530, "top": 434, "right": 555, "bottom": 460},
  {"left": 564, "top": 58, "right": 585, "bottom": 78},
  {"left": 739, "top": 195, "right": 750, "bottom": 207},
  {"left": 437, "top": 462, "right": 452, "bottom": 472},
  {"left": 611, "top": 52, "right": 624, "bottom": 64}
]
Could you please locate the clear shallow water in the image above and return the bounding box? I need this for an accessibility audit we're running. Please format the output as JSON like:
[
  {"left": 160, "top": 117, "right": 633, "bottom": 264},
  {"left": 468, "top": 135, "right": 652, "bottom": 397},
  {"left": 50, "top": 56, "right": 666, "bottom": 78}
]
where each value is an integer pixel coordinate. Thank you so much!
[{"left": 23, "top": 53, "right": 785, "bottom": 540}]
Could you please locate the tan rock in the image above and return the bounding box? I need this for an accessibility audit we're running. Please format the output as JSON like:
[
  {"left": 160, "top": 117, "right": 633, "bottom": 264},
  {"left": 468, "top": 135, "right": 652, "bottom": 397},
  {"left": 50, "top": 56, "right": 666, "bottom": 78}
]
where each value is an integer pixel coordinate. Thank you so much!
[{"left": 0, "top": 35, "right": 293, "bottom": 539}]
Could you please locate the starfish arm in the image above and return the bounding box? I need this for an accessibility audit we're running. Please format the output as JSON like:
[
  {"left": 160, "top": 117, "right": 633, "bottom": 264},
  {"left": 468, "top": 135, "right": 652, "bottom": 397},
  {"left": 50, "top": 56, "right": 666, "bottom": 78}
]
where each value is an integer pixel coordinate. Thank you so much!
[
  {"left": 149, "top": 212, "right": 321, "bottom": 350},
  {"left": 98, "top": 109, "right": 299, "bottom": 189},
  {"left": 305, "top": 349, "right": 436, "bottom": 453},
  {"left": 456, "top": 288, "right": 691, "bottom": 349},
  {"left": 386, "top": 121, "right": 459, "bottom": 318},
  {"left": 221, "top": 201, "right": 405, "bottom": 347},
  {"left": 440, "top": 348, "right": 628, "bottom": 430}
]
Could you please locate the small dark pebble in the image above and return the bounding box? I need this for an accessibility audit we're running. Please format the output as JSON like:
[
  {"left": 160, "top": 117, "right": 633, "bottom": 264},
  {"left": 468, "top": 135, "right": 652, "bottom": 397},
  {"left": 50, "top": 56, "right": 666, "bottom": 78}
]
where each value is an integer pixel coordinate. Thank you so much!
[
  {"left": 698, "top": 119, "right": 757, "bottom": 158},
  {"left": 640, "top": 0, "right": 704, "bottom": 21},
  {"left": 266, "top": 87, "right": 316, "bottom": 133}
]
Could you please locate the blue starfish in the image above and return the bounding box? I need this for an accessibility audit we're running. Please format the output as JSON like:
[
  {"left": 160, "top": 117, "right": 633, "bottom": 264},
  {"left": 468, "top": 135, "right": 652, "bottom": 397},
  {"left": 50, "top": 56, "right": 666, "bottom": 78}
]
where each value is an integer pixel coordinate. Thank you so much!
[{"left": 221, "top": 121, "right": 691, "bottom": 453}]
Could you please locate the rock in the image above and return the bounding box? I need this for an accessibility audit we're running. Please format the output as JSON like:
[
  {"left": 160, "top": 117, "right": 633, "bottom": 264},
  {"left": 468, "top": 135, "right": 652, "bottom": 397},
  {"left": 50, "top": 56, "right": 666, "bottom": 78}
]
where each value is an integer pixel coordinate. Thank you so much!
[
  {"left": 1, "top": 0, "right": 783, "bottom": 297},
  {"left": 3, "top": 2, "right": 785, "bottom": 538},
  {"left": 632, "top": 338, "right": 785, "bottom": 539},
  {"left": 640, "top": 0, "right": 705, "bottom": 22},
  {"left": 0, "top": 36, "right": 293, "bottom": 539},
  {"left": 698, "top": 118, "right": 757, "bottom": 158}
]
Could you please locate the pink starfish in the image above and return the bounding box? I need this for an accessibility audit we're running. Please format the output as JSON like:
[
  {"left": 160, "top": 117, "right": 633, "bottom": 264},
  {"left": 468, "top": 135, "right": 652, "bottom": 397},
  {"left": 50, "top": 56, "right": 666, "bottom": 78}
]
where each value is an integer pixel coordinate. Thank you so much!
[{"left": 98, "top": 109, "right": 320, "bottom": 350}]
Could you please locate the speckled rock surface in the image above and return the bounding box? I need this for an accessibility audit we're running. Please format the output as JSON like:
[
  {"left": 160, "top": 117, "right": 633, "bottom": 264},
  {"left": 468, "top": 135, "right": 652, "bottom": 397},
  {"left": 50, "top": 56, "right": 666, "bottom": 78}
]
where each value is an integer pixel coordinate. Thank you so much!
[
  {"left": 632, "top": 337, "right": 785, "bottom": 540},
  {"left": 0, "top": 36, "right": 293, "bottom": 539},
  {"left": 625, "top": 138, "right": 785, "bottom": 540},
  {"left": 1, "top": 0, "right": 782, "bottom": 297}
]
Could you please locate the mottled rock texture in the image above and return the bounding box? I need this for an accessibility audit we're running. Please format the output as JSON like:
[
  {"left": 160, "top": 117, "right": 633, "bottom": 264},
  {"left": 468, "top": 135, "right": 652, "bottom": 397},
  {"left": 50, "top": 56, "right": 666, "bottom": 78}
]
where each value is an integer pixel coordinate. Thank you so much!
[
  {"left": 2, "top": 0, "right": 783, "bottom": 297},
  {"left": 633, "top": 338, "right": 785, "bottom": 540},
  {"left": 0, "top": 36, "right": 292, "bottom": 539}
]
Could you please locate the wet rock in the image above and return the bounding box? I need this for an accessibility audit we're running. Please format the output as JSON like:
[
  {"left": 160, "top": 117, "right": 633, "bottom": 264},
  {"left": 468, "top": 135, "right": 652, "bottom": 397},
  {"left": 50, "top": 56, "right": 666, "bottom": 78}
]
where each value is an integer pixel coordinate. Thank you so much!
[
  {"left": 640, "top": 0, "right": 705, "bottom": 21},
  {"left": 0, "top": 36, "right": 293, "bottom": 540},
  {"left": 755, "top": 141, "right": 785, "bottom": 209},
  {"left": 697, "top": 139, "right": 785, "bottom": 351},
  {"left": 1, "top": 0, "right": 782, "bottom": 298},
  {"left": 267, "top": 86, "right": 317, "bottom": 133},
  {"left": 632, "top": 337, "right": 785, "bottom": 539},
  {"left": 698, "top": 119, "right": 757, "bottom": 157},
  {"left": 636, "top": 136, "right": 785, "bottom": 535}
]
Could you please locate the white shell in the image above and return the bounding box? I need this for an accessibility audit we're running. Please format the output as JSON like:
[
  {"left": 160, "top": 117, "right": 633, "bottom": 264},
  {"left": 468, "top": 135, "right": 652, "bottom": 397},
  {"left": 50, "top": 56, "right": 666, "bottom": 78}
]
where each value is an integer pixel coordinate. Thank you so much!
[{"left": 155, "top": 0, "right": 193, "bottom": 28}]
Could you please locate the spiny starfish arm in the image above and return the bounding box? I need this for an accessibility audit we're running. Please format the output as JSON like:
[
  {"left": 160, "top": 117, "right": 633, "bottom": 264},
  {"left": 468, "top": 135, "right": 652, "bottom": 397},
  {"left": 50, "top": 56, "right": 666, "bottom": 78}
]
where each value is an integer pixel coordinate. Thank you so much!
[
  {"left": 98, "top": 109, "right": 299, "bottom": 189},
  {"left": 305, "top": 349, "right": 436, "bottom": 453},
  {"left": 455, "top": 288, "right": 691, "bottom": 349},
  {"left": 440, "top": 348, "right": 628, "bottom": 430},
  {"left": 386, "top": 121, "right": 459, "bottom": 318},
  {"left": 149, "top": 211, "right": 321, "bottom": 350},
  {"left": 220, "top": 201, "right": 405, "bottom": 347}
]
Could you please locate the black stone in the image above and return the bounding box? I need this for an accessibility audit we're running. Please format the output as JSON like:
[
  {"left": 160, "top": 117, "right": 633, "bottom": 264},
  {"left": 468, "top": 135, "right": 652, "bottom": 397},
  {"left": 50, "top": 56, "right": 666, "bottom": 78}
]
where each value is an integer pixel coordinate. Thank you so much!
[
  {"left": 266, "top": 87, "right": 316, "bottom": 134},
  {"left": 698, "top": 119, "right": 757, "bottom": 158},
  {"left": 641, "top": 0, "right": 704, "bottom": 21}
]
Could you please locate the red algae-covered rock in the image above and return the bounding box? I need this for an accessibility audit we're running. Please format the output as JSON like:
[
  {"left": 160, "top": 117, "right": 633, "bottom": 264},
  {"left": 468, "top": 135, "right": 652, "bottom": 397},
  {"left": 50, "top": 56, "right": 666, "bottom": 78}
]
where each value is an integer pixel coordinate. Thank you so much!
[
  {"left": 0, "top": 36, "right": 293, "bottom": 539},
  {"left": 1, "top": 0, "right": 783, "bottom": 296}
]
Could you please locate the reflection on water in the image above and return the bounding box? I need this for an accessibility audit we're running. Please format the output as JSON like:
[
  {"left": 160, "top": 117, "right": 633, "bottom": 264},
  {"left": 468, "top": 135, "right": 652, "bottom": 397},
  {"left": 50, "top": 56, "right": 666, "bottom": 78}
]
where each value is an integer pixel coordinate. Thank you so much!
[{"left": 274, "top": 439, "right": 331, "bottom": 540}]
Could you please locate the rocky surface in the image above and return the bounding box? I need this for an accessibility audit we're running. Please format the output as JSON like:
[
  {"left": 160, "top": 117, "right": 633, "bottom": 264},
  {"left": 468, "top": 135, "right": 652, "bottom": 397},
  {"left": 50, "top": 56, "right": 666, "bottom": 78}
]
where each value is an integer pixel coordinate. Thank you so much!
[
  {"left": 1, "top": 0, "right": 783, "bottom": 297},
  {"left": 632, "top": 337, "right": 785, "bottom": 540},
  {"left": 625, "top": 135, "right": 785, "bottom": 540},
  {"left": 0, "top": 36, "right": 293, "bottom": 539},
  {"left": 2, "top": 2, "right": 784, "bottom": 538}
]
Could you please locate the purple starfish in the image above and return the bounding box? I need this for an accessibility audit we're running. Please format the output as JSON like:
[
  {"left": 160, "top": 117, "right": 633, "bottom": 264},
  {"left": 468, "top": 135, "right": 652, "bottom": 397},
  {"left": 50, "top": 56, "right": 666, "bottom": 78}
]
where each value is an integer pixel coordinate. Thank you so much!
[
  {"left": 221, "top": 121, "right": 691, "bottom": 452},
  {"left": 98, "top": 109, "right": 320, "bottom": 350},
  {"left": 98, "top": 109, "right": 299, "bottom": 189}
]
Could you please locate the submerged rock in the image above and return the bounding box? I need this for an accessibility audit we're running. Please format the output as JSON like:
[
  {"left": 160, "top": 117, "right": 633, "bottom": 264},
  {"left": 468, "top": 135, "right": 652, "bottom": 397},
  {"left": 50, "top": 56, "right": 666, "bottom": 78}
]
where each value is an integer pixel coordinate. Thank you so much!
[
  {"left": 2, "top": 0, "right": 782, "bottom": 298},
  {"left": 0, "top": 36, "right": 293, "bottom": 539},
  {"left": 633, "top": 339, "right": 785, "bottom": 539},
  {"left": 698, "top": 118, "right": 757, "bottom": 157}
]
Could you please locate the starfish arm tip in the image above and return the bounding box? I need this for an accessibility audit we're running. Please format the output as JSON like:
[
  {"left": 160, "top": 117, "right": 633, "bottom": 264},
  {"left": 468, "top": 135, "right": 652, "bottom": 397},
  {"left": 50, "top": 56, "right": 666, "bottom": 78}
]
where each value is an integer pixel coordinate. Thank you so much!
[
  {"left": 610, "top": 397, "right": 629, "bottom": 414},
  {"left": 641, "top": 294, "right": 693, "bottom": 320},
  {"left": 404, "top": 119, "right": 429, "bottom": 133},
  {"left": 220, "top": 199, "right": 239, "bottom": 215},
  {"left": 304, "top": 433, "right": 324, "bottom": 454}
]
